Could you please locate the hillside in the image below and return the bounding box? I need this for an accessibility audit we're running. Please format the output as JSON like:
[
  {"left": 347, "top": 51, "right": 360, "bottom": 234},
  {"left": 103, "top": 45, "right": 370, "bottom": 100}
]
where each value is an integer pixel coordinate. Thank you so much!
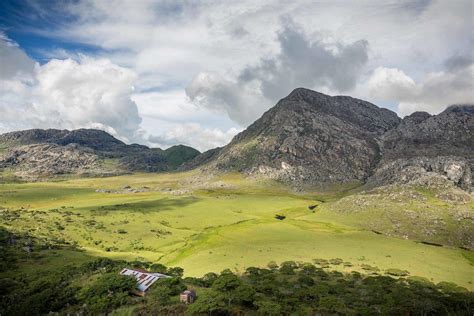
[
  {"left": 368, "top": 105, "right": 473, "bottom": 190},
  {"left": 186, "top": 88, "right": 473, "bottom": 192},
  {"left": 0, "top": 129, "right": 199, "bottom": 179}
]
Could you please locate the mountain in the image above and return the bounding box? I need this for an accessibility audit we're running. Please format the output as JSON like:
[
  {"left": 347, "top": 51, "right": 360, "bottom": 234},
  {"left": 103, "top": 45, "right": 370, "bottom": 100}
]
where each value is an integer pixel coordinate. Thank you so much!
[
  {"left": 2, "top": 88, "right": 472, "bottom": 190},
  {"left": 0, "top": 128, "right": 199, "bottom": 179},
  {"left": 185, "top": 88, "right": 401, "bottom": 187},
  {"left": 368, "top": 105, "right": 473, "bottom": 190},
  {"left": 186, "top": 88, "right": 473, "bottom": 191}
]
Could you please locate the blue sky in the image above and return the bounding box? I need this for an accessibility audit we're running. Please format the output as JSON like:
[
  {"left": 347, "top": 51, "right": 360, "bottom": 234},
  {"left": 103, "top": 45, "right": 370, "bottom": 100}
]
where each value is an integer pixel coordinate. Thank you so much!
[
  {"left": 0, "top": 0, "right": 473, "bottom": 150},
  {"left": 0, "top": 0, "right": 104, "bottom": 62}
]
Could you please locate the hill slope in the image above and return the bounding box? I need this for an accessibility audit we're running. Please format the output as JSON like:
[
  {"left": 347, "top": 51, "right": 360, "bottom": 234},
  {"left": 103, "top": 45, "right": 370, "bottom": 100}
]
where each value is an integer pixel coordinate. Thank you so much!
[
  {"left": 0, "top": 129, "right": 199, "bottom": 178},
  {"left": 186, "top": 88, "right": 473, "bottom": 192},
  {"left": 187, "top": 88, "right": 401, "bottom": 187},
  {"left": 368, "top": 105, "right": 473, "bottom": 190}
]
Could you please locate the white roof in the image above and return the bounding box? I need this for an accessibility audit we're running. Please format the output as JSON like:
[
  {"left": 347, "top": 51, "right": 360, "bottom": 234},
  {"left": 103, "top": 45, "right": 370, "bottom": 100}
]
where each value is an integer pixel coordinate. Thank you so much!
[{"left": 120, "top": 268, "right": 170, "bottom": 292}]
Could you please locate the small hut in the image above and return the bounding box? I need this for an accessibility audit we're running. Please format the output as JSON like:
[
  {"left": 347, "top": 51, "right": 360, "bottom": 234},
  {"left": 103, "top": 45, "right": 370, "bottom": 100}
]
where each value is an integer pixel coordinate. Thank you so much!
[
  {"left": 180, "top": 290, "right": 196, "bottom": 304},
  {"left": 119, "top": 268, "right": 170, "bottom": 296}
]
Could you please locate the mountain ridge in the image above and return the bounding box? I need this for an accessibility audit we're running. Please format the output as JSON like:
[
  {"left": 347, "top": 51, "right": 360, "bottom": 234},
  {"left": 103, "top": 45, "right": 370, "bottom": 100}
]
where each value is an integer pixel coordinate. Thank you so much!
[
  {"left": 184, "top": 88, "right": 473, "bottom": 191},
  {"left": 0, "top": 128, "right": 200, "bottom": 178},
  {"left": 1, "top": 88, "right": 472, "bottom": 191}
]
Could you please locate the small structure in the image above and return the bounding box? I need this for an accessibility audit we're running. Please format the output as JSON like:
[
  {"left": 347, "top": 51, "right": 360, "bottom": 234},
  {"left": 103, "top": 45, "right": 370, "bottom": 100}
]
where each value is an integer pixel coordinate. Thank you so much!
[
  {"left": 180, "top": 290, "right": 196, "bottom": 304},
  {"left": 120, "top": 268, "right": 170, "bottom": 296}
]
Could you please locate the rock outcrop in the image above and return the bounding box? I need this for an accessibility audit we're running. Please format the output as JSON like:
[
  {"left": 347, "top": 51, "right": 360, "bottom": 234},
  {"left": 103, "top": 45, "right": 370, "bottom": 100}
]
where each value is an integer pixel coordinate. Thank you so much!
[
  {"left": 186, "top": 88, "right": 473, "bottom": 191},
  {"left": 0, "top": 129, "right": 200, "bottom": 178},
  {"left": 369, "top": 105, "right": 474, "bottom": 190},
  {"left": 187, "top": 88, "right": 400, "bottom": 187}
]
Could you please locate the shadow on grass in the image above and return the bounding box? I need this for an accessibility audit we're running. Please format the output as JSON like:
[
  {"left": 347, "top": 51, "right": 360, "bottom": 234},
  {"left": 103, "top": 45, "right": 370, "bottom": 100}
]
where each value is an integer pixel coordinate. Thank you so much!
[{"left": 88, "top": 196, "right": 201, "bottom": 214}]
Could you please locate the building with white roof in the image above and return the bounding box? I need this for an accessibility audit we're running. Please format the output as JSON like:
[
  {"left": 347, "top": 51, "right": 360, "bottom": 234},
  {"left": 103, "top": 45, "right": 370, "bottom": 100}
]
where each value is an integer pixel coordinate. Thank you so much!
[{"left": 120, "top": 268, "right": 170, "bottom": 296}]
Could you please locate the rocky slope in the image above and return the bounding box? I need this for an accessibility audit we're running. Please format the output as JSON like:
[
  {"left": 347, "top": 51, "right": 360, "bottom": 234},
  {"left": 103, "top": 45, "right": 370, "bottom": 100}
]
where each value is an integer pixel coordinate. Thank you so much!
[
  {"left": 186, "top": 88, "right": 473, "bottom": 191},
  {"left": 0, "top": 129, "right": 199, "bottom": 178},
  {"left": 367, "top": 105, "right": 473, "bottom": 190}
]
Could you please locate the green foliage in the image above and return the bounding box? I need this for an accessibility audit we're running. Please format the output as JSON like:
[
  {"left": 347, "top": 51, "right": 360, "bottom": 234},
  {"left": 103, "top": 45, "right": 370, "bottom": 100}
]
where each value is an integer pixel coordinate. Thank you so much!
[
  {"left": 255, "top": 299, "right": 282, "bottom": 315},
  {"left": 212, "top": 269, "right": 242, "bottom": 306},
  {"left": 78, "top": 273, "right": 136, "bottom": 313},
  {"left": 1, "top": 254, "right": 473, "bottom": 315},
  {"left": 167, "top": 266, "right": 184, "bottom": 278},
  {"left": 149, "top": 263, "right": 168, "bottom": 274},
  {"left": 279, "top": 260, "right": 298, "bottom": 274},
  {"left": 163, "top": 145, "right": 200, "bottom": 169},
  {"left": 186, "top": 290, "right": 225, "bottom": 315}
]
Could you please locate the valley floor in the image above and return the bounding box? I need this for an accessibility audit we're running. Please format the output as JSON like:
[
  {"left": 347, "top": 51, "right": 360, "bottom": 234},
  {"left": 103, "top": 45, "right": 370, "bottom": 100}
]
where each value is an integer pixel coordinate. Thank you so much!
[{"left": 1, "top": 172, "right": 473, "bottom": 289}]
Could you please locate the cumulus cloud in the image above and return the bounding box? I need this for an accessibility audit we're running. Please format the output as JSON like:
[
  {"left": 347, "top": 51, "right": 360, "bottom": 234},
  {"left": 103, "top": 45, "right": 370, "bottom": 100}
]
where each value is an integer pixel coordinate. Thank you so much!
[
  {"left": 368, "top": 59, "right": 474, "bottom": 117},
  {"left": 147, "top": 123, "right": 241, "bottom": 152},
  {"left": 0, "top": 36, "right": 142, "bottom": 142},
  {"left": 186, "top": 72, "right": 268, "bottom": 126},
  {"left": 34, "top": 57, "right": 142, "bottom": 141},
  {"left": 0, "top": 33, "right": 36, "bottom": 80},
  {"left": 239, "top": 21, "right": 369, "bottom": 100},
  {"left": 2, "top": 0, "right": 473, "bottom": 149},
  {"left": 186, "top": 21, "right": 369, "bottom": 125}
]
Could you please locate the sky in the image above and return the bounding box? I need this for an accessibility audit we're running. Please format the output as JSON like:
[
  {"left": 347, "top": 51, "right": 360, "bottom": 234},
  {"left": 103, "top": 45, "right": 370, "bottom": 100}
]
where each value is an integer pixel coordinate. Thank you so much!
[{"left": 0, "top": 0, "right": 473, "bottom": 151}]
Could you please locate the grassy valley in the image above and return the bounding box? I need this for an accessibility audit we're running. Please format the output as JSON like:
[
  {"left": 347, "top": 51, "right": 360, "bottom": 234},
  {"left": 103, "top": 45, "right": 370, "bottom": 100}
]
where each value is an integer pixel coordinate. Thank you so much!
[{"left": 1, "top": 171, "right": 472, "bottom": 292}]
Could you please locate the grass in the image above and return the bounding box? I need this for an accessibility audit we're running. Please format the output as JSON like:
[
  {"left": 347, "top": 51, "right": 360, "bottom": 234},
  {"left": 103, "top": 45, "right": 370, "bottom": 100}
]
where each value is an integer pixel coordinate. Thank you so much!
[{"left": 0, "top": 172, "right": 473, "bottom": 289}]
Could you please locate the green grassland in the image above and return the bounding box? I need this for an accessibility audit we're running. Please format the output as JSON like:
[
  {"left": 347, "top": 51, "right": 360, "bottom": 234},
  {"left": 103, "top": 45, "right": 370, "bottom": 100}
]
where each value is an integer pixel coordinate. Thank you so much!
[{"left": 1, "top": 172, "right": 473, "bottom": 289}]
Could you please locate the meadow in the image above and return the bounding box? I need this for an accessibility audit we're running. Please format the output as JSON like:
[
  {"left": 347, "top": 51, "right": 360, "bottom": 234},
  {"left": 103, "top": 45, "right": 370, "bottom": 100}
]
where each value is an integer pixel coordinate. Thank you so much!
[{"left": 0, "top": 171, "right": 472, "bottom": 290}]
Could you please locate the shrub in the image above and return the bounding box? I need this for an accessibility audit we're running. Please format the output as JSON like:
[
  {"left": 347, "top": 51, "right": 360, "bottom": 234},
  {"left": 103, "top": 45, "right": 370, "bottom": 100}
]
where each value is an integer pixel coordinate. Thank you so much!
[{"left": 78, "top": 273, "right": 136, "bottom": 313}]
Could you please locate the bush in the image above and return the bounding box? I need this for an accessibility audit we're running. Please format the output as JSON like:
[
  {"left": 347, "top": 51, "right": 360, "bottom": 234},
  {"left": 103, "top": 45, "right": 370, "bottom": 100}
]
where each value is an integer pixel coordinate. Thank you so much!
[{"left": 78, "top": 273, "right": 136, "bottom": 313}]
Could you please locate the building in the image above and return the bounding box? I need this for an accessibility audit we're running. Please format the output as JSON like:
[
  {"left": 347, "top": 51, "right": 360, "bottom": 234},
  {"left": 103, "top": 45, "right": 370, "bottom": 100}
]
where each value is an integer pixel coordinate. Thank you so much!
[
  {"left": 180, "top": 290, "right": 196, "bottom": 304},
  {"left": 119, "top": 268, "right": 170, "bottom": 296}
]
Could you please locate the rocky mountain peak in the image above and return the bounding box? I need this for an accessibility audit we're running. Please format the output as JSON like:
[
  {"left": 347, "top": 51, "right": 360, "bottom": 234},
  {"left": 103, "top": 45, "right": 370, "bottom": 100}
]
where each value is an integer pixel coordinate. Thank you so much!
[
  {"left": 190, "top": 89, "right": 402, "bottom": 187},
  {"left": 271, "top": 89, "right": 401, "bottom": 135},
  {"left": 402, "top": 111, "right": 432, "bottom": 124},
  {"left": 443, "top": 104, "right": 474, "bottom": 114},
  {"left": 186, "top": 88, "right": 473, "bottom": 191}
]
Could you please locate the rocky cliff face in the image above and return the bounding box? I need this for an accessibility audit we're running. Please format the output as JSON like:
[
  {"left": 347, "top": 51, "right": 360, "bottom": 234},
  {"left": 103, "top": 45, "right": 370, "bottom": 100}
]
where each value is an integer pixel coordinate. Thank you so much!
[
  {"left": 190, "top": 88, "right": 401, "bottom": 187},
  {"left": 187, "top": 88, "right": 473, "bottom": 191},
  {"left": 368, "top": 105, "right": 474, "bottom": 190},
  {"left": 0, "top": 129, "right": 199, "bottom": 178}
]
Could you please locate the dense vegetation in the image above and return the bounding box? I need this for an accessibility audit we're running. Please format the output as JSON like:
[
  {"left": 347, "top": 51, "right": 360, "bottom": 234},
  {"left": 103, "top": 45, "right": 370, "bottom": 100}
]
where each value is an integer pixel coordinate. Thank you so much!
[{"left": 0, "top": 228, "right": 472, "bottom": 315}]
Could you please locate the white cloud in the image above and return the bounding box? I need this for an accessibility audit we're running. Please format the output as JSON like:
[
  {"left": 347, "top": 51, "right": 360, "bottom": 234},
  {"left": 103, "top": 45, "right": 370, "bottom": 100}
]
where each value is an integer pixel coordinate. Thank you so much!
[
  {"left": 368, "top": 63, "right": 474, "bottom": 117},
  {"left": 186, "top": 21, "right": 369, "bottom": 125},
  {"left": 35, "top": 57, "right": 142, "bottom": 141},
  {"left": 147, "top": 123, "right": 241, "bottom": 152},
  {"left": 368, "top": 67, "right": 417, "bottom": 100},
  {"left": 1, "top": 0, "right": 473, "bottom": 150},
  {"left": 132, "top": 89, "right": 241, "bottom": 151},
  {"left": 186, "top": 72, "right": 268, "bottom": 126},
  {"left": 0, "top": 37, "right": 143, "bottom": 142},
  {"left": 0, "top": 33, "right": 36, "bottom": 81}
]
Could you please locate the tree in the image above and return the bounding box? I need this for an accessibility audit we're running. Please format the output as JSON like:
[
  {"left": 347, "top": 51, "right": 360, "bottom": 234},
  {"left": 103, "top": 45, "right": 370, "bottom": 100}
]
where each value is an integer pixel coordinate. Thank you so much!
[
  {"left": 279, "top": 261, "right": 297, "bottom": 274},
  {"left": 202, "top": 272, "right": 218, "bottom": 287},
  {"left": 167, "top": 266, "right": 184, "bottom": 278},
  {"left": 212, "top": 269, "right": 241, "bottom": 306},
  {"left": 147, "top": 284, "right": 172, "bottom": 305},
  {"left": 186, "top": 290, "right": 224, "bottom": 316},
  {"left": 318, "top": 296, "right": 346, "bottom": 313},
  {"left": 255, "top": 299, "right": 282, "bottom": 315},
  {"left": 233, "top": 283, "right": 256, "bottom": 306},
  {"left": 78, "top": 273, "right": 136, "bottom": 313},
  {"left": 267, "top": 261, "right": 279, "bottom": 271},
  {"left": 149, "top": 263, "right": 168, "bottom": 274}
]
